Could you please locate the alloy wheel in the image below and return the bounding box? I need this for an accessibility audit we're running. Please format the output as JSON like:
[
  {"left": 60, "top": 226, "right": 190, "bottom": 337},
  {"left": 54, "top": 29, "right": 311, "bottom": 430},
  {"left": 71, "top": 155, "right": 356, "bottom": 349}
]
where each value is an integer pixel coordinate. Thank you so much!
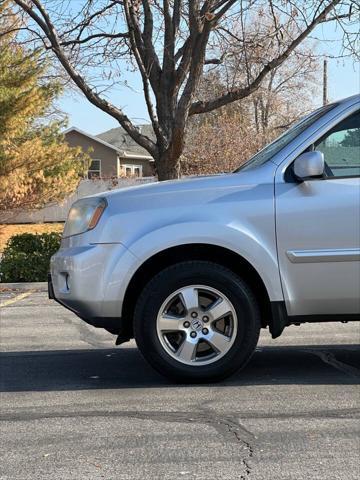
[{"left": 156, "top": 285, "right": 238, "bottom": 366}]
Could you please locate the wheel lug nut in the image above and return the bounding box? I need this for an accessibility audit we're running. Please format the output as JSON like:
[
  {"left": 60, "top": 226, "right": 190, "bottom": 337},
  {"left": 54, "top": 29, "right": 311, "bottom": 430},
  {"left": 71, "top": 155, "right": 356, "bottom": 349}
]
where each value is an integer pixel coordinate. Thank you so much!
[
  {"left": 202, "top": 315, "right": 209, "bottom": 322},
  {"left": 190, "top": 331, "right": 197, "bottom": 338},
  {"left": 183, "top": 321, "right": 190, "bottom": 328},
  {"left": 191, "top": 312, "right": 198, "bottom": 318},
  {"left": 202, "top": 328, "right": 209, "bottom": 335}
]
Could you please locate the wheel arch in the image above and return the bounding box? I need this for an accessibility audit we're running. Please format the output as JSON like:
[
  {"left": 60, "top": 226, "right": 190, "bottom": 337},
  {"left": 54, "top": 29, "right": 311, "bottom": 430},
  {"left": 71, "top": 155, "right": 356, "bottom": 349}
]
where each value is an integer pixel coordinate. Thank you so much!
[{"left": 121, "top": 243, "right": 275, "bottom": 338}]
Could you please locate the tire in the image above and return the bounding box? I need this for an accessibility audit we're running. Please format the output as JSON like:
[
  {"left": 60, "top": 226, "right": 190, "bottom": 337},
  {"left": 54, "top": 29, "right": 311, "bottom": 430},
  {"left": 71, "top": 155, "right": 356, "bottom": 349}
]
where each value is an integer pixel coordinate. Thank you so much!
[{"left": 134, "top": 261, "right": 261, "bottom": 383}]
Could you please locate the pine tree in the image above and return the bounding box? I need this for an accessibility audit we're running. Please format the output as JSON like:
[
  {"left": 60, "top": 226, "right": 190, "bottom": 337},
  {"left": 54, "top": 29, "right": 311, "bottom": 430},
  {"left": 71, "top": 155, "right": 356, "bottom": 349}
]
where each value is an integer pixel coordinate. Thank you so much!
[{"left": 0, "top": 7, "right": 89, "bottom": 214}]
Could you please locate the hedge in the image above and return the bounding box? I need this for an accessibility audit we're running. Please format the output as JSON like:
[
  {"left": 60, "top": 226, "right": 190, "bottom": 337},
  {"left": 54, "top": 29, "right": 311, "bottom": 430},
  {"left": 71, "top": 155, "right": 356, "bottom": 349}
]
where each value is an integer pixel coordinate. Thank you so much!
[{"left": 0, "top": 232, "right": 61, "bottom": 282}]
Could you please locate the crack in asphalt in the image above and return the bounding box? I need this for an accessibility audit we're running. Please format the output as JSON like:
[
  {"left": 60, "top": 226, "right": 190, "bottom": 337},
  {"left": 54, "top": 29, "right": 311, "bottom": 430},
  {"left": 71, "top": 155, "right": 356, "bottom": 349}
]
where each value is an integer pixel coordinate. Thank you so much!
[
  {"left": 304, "top": 349, "right": 360, "bottom": 379},
  {"left": 1, "top": 407, "right": 359, "bottom": 422},
  {"left": 0, "top": 409, "right": 255, "bottom": 477},
  {"left": 196, "top": 401, "right": 254, "bottom": 478},
  {"left": 2, "top": 406, "right": 360, "bottom": 478},
  {"left": 223, "top": 418, "right": 253, "bottom": 478},
  {"left": 205, "top": 415, "right": 254, "bottom": 478},
  {"left": 3, "top": 406, "right": 360, "bottom": 478},
  {"left": 0, "top": 409, "right": 254, "bottom": 440}
]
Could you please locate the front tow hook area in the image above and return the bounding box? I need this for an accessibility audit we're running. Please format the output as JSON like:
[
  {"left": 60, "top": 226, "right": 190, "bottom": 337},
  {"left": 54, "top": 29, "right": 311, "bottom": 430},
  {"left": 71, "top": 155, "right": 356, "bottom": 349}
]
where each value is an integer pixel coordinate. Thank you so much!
[{"left": 48, "top": 273, "right": 55, "bottom": 299}]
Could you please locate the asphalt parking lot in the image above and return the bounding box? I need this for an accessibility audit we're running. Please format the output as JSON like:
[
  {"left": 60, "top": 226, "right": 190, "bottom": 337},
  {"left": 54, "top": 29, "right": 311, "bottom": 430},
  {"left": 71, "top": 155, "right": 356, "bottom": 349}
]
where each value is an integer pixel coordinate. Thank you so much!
[{"left": 0, "top": 289, "right": 359, "bottom": 480}]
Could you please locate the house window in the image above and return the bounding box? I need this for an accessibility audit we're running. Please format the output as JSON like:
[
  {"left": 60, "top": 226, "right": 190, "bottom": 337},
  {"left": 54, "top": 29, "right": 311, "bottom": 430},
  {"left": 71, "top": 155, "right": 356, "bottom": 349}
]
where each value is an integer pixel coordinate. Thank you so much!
[
  {"left": 88, "top": 159, "right": 101, "bottom": 179},
  {"left": 123, "top": 164, "right": 143, "bottom": 177}
]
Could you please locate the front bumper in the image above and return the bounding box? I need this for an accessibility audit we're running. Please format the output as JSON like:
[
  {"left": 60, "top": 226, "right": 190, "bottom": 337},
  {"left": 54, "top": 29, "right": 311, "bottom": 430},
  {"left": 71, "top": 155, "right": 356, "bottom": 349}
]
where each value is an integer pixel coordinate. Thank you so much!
[
  {"left": 49, "top": 243, "right": 136, "bottom": 334},
  {"left": 48, "top": 271, "right": 122, "bottom": 333}
]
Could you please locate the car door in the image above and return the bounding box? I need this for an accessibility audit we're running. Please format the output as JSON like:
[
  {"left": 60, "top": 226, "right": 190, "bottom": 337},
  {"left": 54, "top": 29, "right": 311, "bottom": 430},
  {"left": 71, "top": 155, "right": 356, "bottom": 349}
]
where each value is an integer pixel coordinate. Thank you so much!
[{"left": 275, "top": 109, "right": 360, "bottom": 317}]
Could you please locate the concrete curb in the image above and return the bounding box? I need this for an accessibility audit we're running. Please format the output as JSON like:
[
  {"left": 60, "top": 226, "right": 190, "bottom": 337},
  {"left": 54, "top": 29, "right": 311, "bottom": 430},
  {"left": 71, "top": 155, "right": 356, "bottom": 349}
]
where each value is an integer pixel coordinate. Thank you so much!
[{"left": 0, "top": 282, "right": 47, "bottom": 292}]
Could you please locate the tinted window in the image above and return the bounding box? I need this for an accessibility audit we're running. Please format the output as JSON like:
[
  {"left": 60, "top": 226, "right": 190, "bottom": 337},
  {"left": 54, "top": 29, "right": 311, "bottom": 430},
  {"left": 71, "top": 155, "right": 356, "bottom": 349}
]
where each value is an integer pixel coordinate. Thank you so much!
[{"left": 315, "top": 110, "right": 360, "bottom": 178}]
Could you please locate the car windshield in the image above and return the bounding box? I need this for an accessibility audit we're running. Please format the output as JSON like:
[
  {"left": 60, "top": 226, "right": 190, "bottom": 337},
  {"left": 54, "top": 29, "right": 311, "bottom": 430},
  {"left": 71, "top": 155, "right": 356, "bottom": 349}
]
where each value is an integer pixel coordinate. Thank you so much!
[{"left": 235, "top": 104, "right": 336, "bottom": 172}]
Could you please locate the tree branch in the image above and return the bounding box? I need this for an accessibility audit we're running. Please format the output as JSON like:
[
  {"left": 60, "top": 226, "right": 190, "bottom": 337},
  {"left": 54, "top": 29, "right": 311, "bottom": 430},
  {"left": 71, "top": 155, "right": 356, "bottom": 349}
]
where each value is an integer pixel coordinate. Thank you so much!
[
  {"left": 62, "top": 1, "right": 119, "bottom": 37},
  {"left": 190, "top": 0, "right": 341, "bottom": 115},
  {"left": 123, "top": 0, "right": 164, "bottom": 145},
  {"left": 13, "top": 0, "right": 157, "bottom": 157},
  {"left": 124, "top": 0, "right": 161, "bottom": 96},
  {"left": 60, "top": 32, "right": 129, "bottom": 47},
  {"left": 162, "top": 0, "right": 175, "bottom": 77}
]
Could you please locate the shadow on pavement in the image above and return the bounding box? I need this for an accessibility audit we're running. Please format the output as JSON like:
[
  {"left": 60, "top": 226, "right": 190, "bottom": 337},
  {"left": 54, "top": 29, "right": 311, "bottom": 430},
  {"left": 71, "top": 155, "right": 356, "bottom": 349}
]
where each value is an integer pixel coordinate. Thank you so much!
[{"left": 0, "top": 344, "right": 359, "bottom": 392}]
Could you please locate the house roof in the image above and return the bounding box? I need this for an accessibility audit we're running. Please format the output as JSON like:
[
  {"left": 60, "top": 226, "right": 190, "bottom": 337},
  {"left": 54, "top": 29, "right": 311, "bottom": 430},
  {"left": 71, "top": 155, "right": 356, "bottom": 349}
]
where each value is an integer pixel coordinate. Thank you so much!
[
  {"left": 65, "top": 126, "right": 154, "bottom": 161},
  {"left": 97, "top": 124, "right": 156, "bottom": 157},
  {"left": 64, "top": 127, "right": 121, "bottom": 152}
]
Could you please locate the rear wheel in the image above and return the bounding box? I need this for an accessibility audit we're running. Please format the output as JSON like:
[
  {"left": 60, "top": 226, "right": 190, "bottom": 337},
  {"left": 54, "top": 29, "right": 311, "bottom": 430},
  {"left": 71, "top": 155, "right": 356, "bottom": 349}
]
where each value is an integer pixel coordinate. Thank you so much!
[{"left": 134, "top": 261, "right": 261, "bottom": 382}]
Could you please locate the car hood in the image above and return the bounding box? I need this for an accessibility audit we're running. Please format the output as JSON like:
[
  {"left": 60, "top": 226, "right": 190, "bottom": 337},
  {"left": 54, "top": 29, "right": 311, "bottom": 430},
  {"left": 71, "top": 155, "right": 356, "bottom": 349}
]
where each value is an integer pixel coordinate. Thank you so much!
[{"left": 92, "top": 162, "right": 276, "bottom": 213}]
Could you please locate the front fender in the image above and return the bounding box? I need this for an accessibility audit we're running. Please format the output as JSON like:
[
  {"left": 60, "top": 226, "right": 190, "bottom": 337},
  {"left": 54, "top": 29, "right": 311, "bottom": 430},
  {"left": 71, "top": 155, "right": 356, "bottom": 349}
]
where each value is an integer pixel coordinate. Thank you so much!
[{"left": 101, "top": 220, "right": 283, "bottom": 318}]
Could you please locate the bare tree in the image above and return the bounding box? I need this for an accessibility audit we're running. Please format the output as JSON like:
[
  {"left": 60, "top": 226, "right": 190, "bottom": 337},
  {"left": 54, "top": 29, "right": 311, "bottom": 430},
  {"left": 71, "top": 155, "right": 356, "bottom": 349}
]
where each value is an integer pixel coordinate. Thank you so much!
[
  {"left": 182, "top": 109, "right": 262, "bottom": 175},
  {"left": 182, "top": 33, "right": 320, "bottom": 176},
  {"left": 9, "top": 0, "right": 359, "bottom": 180},
  {"left": 224, "top": 14, "right": 320, "bottom": 140},
  {"left": 184, "top": 10, "right": 321, "bottom": 175}
]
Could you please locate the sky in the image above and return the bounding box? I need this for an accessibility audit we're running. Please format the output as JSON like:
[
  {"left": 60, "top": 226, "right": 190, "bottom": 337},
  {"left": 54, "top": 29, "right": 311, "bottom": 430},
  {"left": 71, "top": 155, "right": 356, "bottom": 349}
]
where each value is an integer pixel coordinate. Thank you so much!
[{"left": 58, "top": 20, "right": 360, "bottom": 136}]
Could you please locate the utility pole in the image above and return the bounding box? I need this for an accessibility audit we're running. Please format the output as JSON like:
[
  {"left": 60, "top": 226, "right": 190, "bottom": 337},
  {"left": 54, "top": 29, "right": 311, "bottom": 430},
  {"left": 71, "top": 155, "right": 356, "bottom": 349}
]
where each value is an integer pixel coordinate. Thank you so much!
[{"left": 323, "top": 58, "right": 328, "bottom": 106}]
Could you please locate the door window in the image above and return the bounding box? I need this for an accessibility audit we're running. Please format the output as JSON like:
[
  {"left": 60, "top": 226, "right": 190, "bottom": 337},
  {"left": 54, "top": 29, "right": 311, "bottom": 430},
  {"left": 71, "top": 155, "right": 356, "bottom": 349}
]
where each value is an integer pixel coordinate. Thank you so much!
[{"left": 315, "top": 110, "right": 360, "bottom": 178}]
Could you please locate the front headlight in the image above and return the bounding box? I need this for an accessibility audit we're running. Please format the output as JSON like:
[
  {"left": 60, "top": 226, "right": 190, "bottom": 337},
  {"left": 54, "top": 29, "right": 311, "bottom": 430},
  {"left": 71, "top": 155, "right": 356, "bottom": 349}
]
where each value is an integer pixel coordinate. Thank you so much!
[{"left": 63, "top": 197, "right": 107, "bottom": 238}]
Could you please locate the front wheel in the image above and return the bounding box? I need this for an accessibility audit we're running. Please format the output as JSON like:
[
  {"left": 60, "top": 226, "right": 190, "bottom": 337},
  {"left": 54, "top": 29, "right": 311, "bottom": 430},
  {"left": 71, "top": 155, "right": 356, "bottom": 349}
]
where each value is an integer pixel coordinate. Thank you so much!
[{"left": 134, "top": 261, "right": 261, "bottom": 382}]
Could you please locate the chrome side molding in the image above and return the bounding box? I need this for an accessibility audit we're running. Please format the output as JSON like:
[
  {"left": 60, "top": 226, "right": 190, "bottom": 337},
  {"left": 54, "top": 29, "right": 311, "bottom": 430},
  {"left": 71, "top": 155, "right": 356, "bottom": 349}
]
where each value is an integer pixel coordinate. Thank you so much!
[{"left": 287, "top": 248, "right": 360, "bottom": 263}]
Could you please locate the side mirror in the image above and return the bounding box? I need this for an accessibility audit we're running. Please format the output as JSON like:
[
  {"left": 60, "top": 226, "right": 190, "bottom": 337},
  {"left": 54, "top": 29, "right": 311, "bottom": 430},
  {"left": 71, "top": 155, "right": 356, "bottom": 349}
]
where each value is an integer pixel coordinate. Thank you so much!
[{"left": 293, "top": 151, "right": 325, "bottom": 181}]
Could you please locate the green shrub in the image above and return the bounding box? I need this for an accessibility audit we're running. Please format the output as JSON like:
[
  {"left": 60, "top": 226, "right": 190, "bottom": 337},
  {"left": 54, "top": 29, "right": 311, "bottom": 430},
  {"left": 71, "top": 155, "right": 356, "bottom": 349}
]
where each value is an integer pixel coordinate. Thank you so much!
[{"left": 0, "top": 232, "right": 61, "bottom": 282}]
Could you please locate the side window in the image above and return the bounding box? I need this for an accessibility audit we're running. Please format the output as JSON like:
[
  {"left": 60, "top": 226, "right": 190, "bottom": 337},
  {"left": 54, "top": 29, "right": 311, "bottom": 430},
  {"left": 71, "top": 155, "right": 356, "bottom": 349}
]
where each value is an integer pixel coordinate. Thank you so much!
[
  {"left": 315, "top": 110, "right": 360, "bottom": 178},
  {"left": 88, "top": 159, "right": 101, "bottom": 179}
]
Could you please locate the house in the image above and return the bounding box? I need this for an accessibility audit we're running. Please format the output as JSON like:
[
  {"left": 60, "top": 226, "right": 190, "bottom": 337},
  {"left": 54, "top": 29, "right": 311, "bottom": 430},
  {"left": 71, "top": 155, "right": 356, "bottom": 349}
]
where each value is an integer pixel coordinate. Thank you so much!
[{"left": 64, "top": 126, "right": 155, "bottom": 178}]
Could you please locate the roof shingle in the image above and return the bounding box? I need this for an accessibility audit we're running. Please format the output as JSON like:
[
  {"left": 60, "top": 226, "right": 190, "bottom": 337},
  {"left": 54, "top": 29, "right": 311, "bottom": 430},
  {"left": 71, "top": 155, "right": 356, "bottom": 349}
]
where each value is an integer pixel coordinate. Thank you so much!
[{"left": 97, "top": 124, "right": 155, "bottom": 156}]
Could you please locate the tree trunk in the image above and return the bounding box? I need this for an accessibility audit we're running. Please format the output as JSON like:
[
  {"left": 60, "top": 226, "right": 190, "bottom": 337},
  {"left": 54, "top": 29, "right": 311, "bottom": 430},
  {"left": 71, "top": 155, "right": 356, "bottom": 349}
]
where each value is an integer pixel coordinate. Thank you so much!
[
  {"left": 156, "top": 151, "right": 181, "bottom": 181},
  {"left": 156, "top": 131, "right": 185, "bottom": 181}
]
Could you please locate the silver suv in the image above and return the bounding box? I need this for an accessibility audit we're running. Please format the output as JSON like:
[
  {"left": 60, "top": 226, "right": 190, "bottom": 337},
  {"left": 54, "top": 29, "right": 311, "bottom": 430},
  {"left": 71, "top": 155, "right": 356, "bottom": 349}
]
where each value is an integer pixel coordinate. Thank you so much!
[{"left": 49, "top": 95, "right": 360, "bottom": 382}]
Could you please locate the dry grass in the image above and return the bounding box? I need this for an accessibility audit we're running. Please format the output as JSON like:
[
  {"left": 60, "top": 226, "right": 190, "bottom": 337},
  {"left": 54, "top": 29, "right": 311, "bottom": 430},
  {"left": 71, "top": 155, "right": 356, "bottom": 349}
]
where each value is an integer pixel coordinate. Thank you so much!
[{"left": 0, "top": 223, "right": 64, "bottom": 252}]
